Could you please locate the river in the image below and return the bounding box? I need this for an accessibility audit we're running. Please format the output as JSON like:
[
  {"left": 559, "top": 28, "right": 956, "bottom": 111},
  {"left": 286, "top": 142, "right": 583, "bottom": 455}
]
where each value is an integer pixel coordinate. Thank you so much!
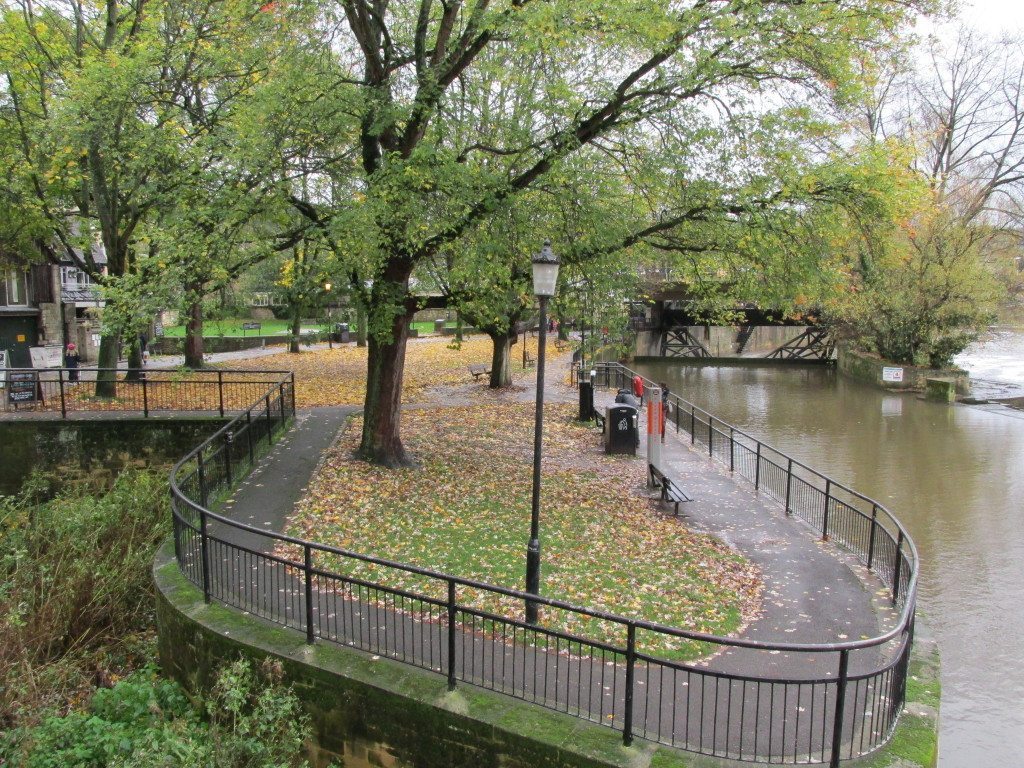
[{"left": 635, "top": 318, "right": 1024, "bottom": 768}]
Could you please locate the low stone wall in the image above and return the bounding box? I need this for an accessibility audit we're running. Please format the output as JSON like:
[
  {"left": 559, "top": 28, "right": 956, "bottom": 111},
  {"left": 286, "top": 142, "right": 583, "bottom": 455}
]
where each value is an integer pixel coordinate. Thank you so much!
[
  {"left": 154, "top": 540, "right": 939, "bottom": 768},
  {"left": 0, "top": 417, "right": 226, "bottom": 495},
  {"left": 837, "top": 346, "right": 970, "bottom": 395}
]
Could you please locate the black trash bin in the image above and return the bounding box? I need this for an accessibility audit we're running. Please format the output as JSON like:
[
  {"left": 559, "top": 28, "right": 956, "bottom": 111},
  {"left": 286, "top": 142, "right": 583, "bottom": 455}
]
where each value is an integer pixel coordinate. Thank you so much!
[
  {"left": 604, "top": 405, "right": 638, "bottom": 455},
  {"left": 579, "top": 379, "right": 594, "bottom": 421},
  {"left": 335, "top": 323, "right": 350, "bottom": 343}
]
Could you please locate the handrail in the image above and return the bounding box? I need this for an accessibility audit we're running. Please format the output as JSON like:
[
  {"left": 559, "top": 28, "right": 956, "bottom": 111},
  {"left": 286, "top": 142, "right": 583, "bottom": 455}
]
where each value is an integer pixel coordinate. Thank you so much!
[
  {"left": 593, "top": 361, "right": 919, "bottom": 619},
  {"left": 167, "top": 364, "right": 918, "bottom": 765}
]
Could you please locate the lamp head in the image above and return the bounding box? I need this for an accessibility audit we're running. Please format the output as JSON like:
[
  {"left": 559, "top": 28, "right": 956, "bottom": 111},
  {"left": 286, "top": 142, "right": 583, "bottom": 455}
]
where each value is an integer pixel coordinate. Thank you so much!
[{"left": 531, "top": 240, "right": 560, "bottom": 298}]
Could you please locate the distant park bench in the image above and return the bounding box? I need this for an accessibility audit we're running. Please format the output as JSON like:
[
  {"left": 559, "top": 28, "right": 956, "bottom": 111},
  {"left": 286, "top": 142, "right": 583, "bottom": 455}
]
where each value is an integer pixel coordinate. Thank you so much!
[
  {"left": 468, "top": 364, "right": 491, "bottom": 380},
  {"left": 523, "top": 350, "right": 536, "bottom": 368},
  {"left": 649, "top": 463, "right": 693, "bottom": 515}
]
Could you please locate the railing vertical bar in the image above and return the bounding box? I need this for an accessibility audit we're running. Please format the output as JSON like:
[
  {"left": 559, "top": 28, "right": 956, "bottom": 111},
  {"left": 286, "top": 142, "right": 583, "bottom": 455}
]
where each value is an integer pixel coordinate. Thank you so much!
[
  {"left": 892, "top": 530, "right": 905, "bottom": 604},
  {"left": 785, "top": 458, "right": 793, "bottom": 515},
  {"left": 304, "top": 544, "right": 315, "bottom": 644},
  {"left": 822, "top": 479, "right": 832, "bottom": 540},
  {"left": 58, "top": 368, "right": 66, "bottom": 418},
  {"left": 867, "top": 505, "right": 879, "bottom": 571},
  {"left": 754, "top": 442, "right": 761, "bottom": 491},
  {"left": 218, "top": 371, "right": 225, "bottom": 417},
  {"left": 623, "top": 623, "right": 636, "bottom": 746},
  {"left": 447, "top": 580, "right": 457, "bottom": 691},
  {"left": 199, "top": 510, "right": 211, "bottom": 604},
  {"left": 142, "top": 375, "right": 149, "bottom": 417},
  {"left": 830, "top": 650, "right": 850, "bottom": 768}
]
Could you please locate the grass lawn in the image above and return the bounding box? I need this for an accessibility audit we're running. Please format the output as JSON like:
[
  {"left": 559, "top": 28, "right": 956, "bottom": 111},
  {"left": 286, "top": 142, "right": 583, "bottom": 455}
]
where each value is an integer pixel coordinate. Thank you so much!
[
  {"left": 160, "top": 319, "right": 297, "bottom": 337},
  {"left": 284, "top": 402, "right": 761, "bottom": 660}
]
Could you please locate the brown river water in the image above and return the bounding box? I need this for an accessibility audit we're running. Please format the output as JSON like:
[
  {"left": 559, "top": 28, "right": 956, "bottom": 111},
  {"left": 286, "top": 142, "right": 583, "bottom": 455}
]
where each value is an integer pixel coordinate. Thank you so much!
[{"left": 635, "top": 321, "right": 1024, "bottom": 768}]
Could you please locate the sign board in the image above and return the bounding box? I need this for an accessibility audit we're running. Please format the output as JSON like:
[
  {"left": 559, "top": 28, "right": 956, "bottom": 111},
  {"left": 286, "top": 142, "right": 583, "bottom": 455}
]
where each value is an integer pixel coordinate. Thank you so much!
[
  {"left": 29, "top": 346, "right": 63, "bottom": 369},
  {"left": 7, "top": 371, "right": 39, "bottom": 404},
  {"left": 241, "top": 322, "right": 261, "bottom": 331},
  {"left": 154, "top": 322, "right": 164, "bottom": 337},
  {"left": 0, "top": 349, "right": 7, "bottom": 388},
  {"left": 881, "top": 366, "right": 904, "bottom": 383}
]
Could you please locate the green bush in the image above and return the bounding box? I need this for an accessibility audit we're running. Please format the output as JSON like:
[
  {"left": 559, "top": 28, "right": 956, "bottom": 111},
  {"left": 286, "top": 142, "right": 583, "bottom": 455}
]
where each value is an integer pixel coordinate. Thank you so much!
[
  {"left": 11, "top": 660, "right": 313, "bottom": 768},
  {"left": 0, "top": 471, "right": 170, "bottom": 731}
]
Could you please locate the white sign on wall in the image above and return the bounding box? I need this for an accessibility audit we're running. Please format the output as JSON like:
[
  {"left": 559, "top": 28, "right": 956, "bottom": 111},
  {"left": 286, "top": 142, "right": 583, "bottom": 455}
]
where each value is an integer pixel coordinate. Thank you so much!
[
  {"left": 0, "top": 349, "right": 7, "bottom": 387},
  {"left": 882, "top": 366, "right": 904, "bottom": 383},
  {"left": 29, "top": 346, "right": 64, "bottom": 369}
]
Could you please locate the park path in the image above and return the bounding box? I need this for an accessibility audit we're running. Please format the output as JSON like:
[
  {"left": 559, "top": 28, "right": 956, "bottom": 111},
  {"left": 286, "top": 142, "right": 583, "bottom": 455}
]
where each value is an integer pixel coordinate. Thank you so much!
[{"left": 200, "top": 348, "right": 900, "bottom": 762}]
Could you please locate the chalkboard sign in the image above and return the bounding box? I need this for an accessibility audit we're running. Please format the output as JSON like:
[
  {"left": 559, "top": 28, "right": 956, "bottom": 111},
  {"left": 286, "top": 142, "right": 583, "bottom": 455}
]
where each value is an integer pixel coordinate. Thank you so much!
[{"left": 8, "top": 371, "right": 39, "bottom": 404}]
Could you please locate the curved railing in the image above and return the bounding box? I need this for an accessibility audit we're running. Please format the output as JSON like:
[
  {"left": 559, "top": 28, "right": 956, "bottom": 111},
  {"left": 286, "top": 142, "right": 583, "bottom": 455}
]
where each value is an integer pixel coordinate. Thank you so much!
[{"left": 169, "top": 365, "right": 917, "bottom": 767}]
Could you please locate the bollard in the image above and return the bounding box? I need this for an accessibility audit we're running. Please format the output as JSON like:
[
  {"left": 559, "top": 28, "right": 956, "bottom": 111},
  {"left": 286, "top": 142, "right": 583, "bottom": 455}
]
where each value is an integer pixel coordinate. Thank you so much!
[{"left": 647, "top": 386, "right": 661, "bottom": 485}]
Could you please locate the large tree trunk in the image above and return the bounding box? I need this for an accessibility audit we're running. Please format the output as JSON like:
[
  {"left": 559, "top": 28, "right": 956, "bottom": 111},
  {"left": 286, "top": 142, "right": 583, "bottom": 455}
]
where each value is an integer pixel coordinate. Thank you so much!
[
  {"left": 94, "top": 335, "right": 120, "bottom": 398},
  {"left": 488, "top": 331, "right": 514, "bottom": 388},
  {"left": 356, "top": 303, "right": 367, "bottom": 347},
  {"left": 184, "top": 296, "right": 204, "bottom": 369},
  {"left": 124, "top": 342, "right": 143, "bottom": 381},
  {"left": 359, "top": 264, "right": 415, "bottom": 467},
  {"left": 289, "top": 305, "right": 302, "bottom": 353}
]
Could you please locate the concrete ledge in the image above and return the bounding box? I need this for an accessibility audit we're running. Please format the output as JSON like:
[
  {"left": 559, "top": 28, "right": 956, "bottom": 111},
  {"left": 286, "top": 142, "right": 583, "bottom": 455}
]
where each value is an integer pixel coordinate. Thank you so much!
[
  {"left": 837, "top": 346, "right": 969, "bottom": 395},
  {"left": 154, "top": 540, "right": 939, "bottom": 768}
]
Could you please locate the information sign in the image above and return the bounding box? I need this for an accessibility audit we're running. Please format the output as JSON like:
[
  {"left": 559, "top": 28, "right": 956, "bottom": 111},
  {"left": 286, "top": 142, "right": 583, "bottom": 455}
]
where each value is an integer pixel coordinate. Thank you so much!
[{"left": 881, "top": 366, "right": 904, "bottom": 383}]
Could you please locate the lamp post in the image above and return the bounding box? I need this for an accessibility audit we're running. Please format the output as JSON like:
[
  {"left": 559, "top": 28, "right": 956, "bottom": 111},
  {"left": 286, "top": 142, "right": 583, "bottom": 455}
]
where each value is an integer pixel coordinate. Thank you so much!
[{"left": 525, "top": 240, "right": 560, "bottom": 625}]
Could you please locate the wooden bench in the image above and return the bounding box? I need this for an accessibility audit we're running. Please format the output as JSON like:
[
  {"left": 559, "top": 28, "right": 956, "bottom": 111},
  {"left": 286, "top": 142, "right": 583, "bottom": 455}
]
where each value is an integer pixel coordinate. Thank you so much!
[
  {"left": 468, "top": 364, "right": 491, "bottom": 380},
  {"left": 649, "top": 463, "right": 693, "bottom": 515},
  {"left": 523, "top": 351, "right": 536, "bottom": 368}
]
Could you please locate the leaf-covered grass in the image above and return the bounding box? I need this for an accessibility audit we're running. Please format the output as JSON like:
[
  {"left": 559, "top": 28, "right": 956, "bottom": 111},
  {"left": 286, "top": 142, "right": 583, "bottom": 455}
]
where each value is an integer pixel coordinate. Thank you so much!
[
  {"left": 227, "top": 335, "right": 539, "bottom": 407},
  {"left": 285, "top": 403, "right": 761, "bottom": 659}
]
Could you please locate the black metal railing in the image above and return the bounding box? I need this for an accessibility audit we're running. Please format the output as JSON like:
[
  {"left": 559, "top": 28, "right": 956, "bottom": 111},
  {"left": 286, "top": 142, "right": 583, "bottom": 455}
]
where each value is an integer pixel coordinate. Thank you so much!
[
  {"left": 1, "top": 367, "right": 294, "bottom": 419},
  {"left": 168, "top": 364, "right": 917, "bottom": 767}
]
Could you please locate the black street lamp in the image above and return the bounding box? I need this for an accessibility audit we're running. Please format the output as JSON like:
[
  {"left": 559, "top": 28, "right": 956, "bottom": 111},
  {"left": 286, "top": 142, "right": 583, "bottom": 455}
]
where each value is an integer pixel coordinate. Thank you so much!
[{"left": 525, "top": 240, "right": 560, "bottom": 625}]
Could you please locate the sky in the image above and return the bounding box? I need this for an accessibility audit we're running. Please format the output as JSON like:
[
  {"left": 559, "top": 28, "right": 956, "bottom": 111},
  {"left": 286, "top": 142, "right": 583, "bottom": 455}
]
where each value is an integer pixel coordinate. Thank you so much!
[{"left": 929, "top": 0, "right": 1024, "bottom": 37}]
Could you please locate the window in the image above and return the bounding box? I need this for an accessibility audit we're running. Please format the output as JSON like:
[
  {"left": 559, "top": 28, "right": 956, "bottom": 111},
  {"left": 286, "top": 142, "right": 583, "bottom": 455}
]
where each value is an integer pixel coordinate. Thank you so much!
[
  {"left": 3, "top": 270, "right": 28, "bottom": 306},
  {"left": 61, "top": 266, "right": 92, "bottom": 287}
]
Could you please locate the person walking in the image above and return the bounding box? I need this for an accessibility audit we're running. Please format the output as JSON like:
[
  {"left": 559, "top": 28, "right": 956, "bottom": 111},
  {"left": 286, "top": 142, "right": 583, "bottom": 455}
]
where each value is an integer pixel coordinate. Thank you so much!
[
  {"left": 660, "top": 382, "right": 671, "bottom": 441},
  {"left": 631, "top": 374, "right": 644, "bottom": 405},
  {"left": 65, "top": 342, "right": 80, "bottom": 382}
]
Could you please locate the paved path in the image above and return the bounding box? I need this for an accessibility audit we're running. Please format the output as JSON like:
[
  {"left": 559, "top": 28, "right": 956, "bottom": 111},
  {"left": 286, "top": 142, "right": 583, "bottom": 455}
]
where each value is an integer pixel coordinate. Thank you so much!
[{"left": 186, "top": 350, "right": 901, "bottom": 762}]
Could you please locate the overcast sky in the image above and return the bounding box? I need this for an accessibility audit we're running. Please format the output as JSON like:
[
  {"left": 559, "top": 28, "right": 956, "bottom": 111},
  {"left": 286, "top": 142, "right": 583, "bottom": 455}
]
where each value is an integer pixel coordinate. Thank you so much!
[{"left": 931, "top": 0, "right": 1024, "bottom": 36}]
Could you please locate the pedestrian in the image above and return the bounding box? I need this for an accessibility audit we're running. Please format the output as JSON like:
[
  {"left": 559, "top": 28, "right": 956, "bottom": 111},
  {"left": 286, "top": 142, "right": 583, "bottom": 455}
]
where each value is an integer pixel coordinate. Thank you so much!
[
  {"left": 139, "top": 332, "right": 149, "bottom": 363},
  {"left": 631, "top": 374, "right": 644, "bottom": 405},
  {"left": 65, "top": 342, "right": 80, "bottom": 382}
]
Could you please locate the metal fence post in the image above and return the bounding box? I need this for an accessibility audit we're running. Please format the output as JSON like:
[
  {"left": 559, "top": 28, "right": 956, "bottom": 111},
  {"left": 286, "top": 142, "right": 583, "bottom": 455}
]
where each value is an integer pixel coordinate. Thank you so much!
[
  {"left": 447, "top": 580, "right": 457, "bottom": 691},
  {"left": 198, "top": 452, "right": 209, "bottom": 508},
  {"left": 290, "top": 372, "right": 297, "bottom": 415},
  {"left": 822, "top": 479, "right": 832, "bottom": 540},
  {"left": 729, "top": 427, "right": 735, "bottom": 472},
  {"left": 754, "top": 443, "right": 761, "bottom": 491},
  {"left": 690, "top": 406, "right": 695, "bottom": 444},
  {"left": 892, "top": 530, "right": 905, "bottom": 605},
  {"left": 58, "top": 368, "right": 66, "bottom": 418},
  {"left": 866, "top": 505, "right": 879, "bottom": 571},
  {"left": 830, "top": 649, "right": 850, "bottom": 768},
  {"left": 279, "top": 383, "right": 287, "bottom": 423},
  {"left": 304, "top": 544, "right": 315, "bottom": 645},
  {"left": 218, "top": 371, "right": 225, "bottom": 417},
  {"left": 784, "top": 458, "right": 793, "bottom": 515},
  {"left": 142, "top": 376, "right": 149, "bottom": 417},
  {"left": 246, "top": 410, "right": 255, "bottom": 466},
  {"left": 623, "top": 623, "right": 637, "bottom": 746},
  {"left": 265, "top": 395, "right": 273, "bottom": 445},
  {"left": 708, "top": 417, "right": 714, "bottom": 457},
  {"left": 225, "top": 432, "right": 235, "bottom": 486},
  {"left": 200, "top": 510, "right": 212, "bottom": 604}
]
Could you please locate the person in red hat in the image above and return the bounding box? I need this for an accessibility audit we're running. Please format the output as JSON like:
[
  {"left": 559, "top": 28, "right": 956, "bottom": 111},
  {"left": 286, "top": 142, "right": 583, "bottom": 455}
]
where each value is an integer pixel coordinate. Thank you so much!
[{"left": 65, "top": 342, "right": 80, "bottom": 382}]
